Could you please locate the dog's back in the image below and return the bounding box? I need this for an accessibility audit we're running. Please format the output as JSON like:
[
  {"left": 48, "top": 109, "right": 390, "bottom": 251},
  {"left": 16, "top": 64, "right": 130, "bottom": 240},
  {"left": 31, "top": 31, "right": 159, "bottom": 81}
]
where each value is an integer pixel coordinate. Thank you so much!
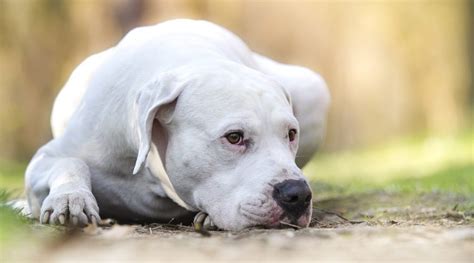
[{"left": 51, "top": 19, "right": 255, "bottom": 138}]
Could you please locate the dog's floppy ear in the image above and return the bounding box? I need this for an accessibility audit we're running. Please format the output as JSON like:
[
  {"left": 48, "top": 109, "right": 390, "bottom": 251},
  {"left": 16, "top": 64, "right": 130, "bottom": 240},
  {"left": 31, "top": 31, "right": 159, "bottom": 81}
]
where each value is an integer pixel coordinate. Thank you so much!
[{"left": 133, "top": 72, "right": 186, "bottom": 175}]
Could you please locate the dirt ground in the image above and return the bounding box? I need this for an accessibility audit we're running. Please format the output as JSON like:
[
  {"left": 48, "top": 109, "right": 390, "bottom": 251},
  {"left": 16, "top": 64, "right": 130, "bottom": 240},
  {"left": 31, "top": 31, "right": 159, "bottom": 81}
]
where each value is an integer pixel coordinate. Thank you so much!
[{"left": 4, "top": 192, "right": 473, "bottom": 262}]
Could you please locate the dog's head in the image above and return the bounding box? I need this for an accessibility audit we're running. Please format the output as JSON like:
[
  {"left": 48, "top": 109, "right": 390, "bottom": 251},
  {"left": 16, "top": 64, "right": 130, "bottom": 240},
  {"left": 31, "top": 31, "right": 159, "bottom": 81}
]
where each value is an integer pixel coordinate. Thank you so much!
[{"left": 133, "top": 62, "right": 312, "bottom": 231}]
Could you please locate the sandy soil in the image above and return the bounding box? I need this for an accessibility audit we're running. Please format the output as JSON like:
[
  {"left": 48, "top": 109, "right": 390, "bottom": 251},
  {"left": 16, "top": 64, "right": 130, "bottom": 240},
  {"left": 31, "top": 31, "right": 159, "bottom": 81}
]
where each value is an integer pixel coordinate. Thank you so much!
[{"left": 4, "top": 205, "right": 473, "bottom": 263}]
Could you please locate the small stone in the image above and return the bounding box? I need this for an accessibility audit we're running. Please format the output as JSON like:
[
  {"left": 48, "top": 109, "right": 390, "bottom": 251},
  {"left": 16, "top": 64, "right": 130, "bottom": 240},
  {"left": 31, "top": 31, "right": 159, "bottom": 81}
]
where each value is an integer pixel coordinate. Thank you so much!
[{"left": 284, "top": 231, "right": 295, "bottom": 238}]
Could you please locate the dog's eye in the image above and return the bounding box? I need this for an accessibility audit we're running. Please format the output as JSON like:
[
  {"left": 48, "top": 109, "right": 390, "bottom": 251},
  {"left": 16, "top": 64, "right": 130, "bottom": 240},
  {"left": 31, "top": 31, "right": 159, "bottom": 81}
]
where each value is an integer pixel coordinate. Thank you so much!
[
  {"left": 288, "top": 129, "right": 297, "bottom": 142},
  {"left": 226, "top": 132, "right": 244, "bottom": 145}
]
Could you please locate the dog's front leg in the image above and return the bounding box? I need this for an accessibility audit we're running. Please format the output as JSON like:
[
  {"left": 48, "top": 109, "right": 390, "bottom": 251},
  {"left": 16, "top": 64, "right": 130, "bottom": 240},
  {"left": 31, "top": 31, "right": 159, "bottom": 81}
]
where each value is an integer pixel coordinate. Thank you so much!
[{"left": 25, "top": 150, "right": 100, "bottom": 226}]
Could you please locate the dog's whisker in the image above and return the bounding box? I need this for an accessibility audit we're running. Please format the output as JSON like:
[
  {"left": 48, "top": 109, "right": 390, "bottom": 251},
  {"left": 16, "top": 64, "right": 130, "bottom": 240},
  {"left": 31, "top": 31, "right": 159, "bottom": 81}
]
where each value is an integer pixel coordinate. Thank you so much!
[{"left": 279, "top": 221, "right": 302, "bottom": 229}]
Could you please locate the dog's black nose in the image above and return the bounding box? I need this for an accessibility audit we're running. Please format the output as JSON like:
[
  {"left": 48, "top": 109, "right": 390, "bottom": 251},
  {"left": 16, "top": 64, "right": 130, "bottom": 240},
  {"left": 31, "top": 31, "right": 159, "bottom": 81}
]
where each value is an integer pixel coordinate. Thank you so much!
[{"left": 273, "top": 179, "right": 312, "bottom": 219}]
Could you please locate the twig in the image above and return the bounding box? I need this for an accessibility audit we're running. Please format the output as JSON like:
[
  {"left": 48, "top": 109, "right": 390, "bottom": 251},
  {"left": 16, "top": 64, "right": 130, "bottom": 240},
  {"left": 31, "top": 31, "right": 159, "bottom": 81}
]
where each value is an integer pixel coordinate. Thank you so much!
[
  {"left": 312, "top": 207, "right": 365, "bottom": 224},
  {"left": 279, "top": 221, "right": 302, "bottom": 229}
]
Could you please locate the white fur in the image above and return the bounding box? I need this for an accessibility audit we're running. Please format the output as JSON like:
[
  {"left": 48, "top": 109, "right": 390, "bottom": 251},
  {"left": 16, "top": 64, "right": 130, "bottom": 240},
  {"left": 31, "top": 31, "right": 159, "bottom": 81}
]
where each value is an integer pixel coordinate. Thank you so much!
[{"left": 25, "top": 19, "right": 330, "bottom": 230}]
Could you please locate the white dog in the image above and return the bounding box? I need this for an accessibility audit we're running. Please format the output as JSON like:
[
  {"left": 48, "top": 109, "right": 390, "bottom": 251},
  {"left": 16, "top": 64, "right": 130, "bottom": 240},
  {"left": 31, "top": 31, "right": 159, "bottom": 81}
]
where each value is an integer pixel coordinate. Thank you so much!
[{"left": 25, "top": 19, "right": 330, "bottom": 231}]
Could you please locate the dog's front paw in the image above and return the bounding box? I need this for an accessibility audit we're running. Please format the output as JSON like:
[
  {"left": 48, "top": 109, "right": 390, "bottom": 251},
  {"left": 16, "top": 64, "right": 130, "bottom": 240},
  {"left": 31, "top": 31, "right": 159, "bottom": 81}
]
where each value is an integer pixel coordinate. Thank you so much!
[{"left": 40, "top": 187, "right": 100, "bottom": 226}]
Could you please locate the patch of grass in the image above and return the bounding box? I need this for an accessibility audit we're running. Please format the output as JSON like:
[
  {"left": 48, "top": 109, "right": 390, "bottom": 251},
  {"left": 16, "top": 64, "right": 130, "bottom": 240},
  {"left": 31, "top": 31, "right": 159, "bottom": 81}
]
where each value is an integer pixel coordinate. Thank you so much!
[
  {"left": 0, "top": 190, "right": 31, "bottom": 244},
  {"left": 0, "top": 189, "right": 61, "bottom": 257},
  {"left": 0, "top": 162, "right": 31, "bottom": 250},
  {"left": 389, "top": 163, "right": 473, "bottom": 195},
  {"left": 305, "top": 131, "right": 474, "bottom": 199}
]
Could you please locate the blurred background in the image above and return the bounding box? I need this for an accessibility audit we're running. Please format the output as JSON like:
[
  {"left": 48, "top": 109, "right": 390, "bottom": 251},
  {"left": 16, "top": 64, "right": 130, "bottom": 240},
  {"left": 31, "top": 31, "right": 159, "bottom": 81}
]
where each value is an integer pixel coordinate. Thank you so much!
[
  {"left": 0, "top": 0, "right": 472, "bottom": 196},
  {"left": 1, "top": 1, "right": 473, "bottom": 259}
]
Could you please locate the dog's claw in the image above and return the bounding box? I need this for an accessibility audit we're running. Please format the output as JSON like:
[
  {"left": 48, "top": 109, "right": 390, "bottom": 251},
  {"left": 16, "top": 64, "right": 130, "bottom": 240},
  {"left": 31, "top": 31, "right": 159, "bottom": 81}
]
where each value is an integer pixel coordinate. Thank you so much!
[
  {"left": 41, "top": 210, "right": 50, "bottom": 224},
  {"left": 58, "top": 214, "right": 66, "bottom": 225},
  {"left": 90, "top": 215, "right": 98, "bottom": 226},
  {"left": 203, "top": 215, "right": 217, "bottom": 230},
  {"left": 193, "top": 211, "right": 207, "bottom": 232},
  {"left": 193, "top": 212, "right": 217, "bottom": 235}
]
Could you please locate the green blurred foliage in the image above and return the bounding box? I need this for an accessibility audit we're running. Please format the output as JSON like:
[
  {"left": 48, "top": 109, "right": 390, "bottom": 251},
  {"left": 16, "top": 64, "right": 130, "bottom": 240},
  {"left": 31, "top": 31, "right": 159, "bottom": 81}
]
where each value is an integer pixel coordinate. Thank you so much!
[{"left": 0, "top": 159, "right": 25, "bottom": 194}]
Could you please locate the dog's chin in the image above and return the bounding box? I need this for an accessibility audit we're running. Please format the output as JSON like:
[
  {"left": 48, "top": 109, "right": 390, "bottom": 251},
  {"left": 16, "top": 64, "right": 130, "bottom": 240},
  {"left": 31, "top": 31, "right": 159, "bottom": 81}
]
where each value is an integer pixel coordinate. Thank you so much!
[{"left": 238, "top": 199, "right": 312, "bottom": 229}]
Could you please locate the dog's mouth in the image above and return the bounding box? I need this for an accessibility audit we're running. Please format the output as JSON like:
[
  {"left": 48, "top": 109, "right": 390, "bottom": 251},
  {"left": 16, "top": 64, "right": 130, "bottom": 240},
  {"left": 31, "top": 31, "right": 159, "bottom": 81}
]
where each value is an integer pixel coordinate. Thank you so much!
[
  {"left": 193, "top": 208, "right": 311, "bottom": 232},
  {"left": 278, "top": 209, "right": 312, "bottom": 228}
]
